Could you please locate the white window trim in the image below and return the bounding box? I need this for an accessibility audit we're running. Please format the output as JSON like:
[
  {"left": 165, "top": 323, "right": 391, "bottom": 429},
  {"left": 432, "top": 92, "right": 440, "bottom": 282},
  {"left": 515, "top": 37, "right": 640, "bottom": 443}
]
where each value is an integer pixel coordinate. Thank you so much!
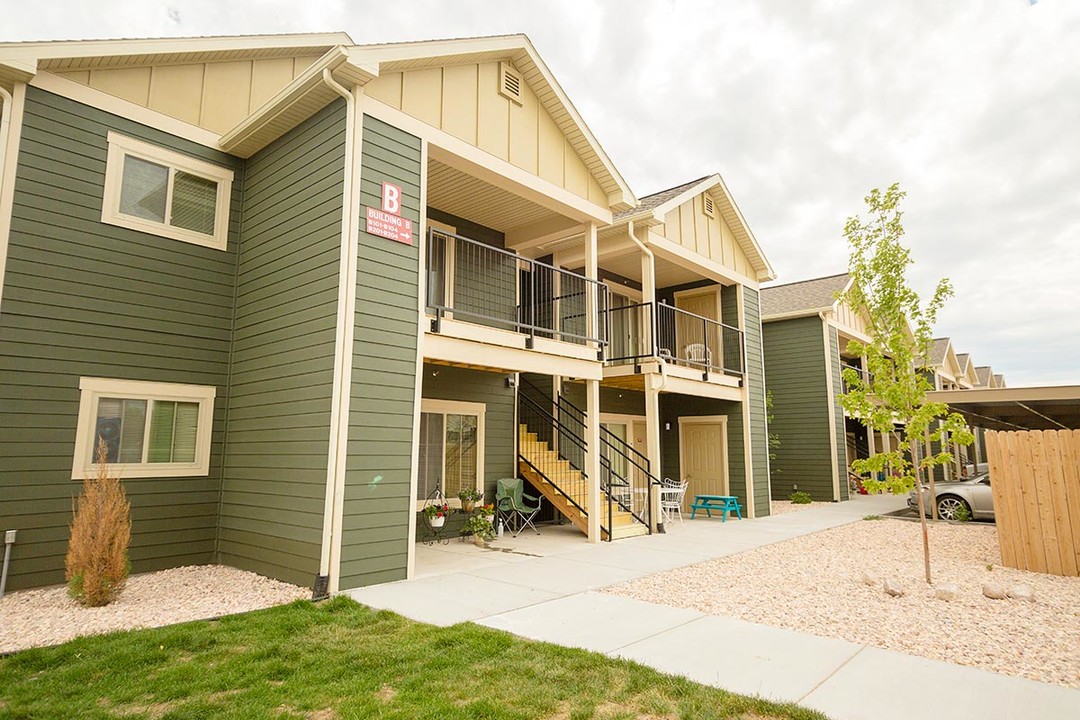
[
  {"left": 416, "top": 398, "right": 486, "bottom": 511},
  {"left": 71, "top": 377, "right": 216, "bottom": 480},
  {"left": 101, "top": 131, "right": 233, "bottom": 251}
]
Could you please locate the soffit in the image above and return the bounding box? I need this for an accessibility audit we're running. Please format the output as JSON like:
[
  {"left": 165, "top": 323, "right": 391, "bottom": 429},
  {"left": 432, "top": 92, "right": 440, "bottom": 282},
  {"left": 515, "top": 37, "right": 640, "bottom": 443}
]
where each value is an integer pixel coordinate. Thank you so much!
[{"left": 427, "top": 158, "right": 559, "bottom": 233}]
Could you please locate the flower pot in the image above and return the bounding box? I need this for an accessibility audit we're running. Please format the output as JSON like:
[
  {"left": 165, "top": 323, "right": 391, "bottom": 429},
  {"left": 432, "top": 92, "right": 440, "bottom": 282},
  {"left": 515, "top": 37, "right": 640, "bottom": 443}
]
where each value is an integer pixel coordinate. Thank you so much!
[
  {"left": 461, "top": 500, "right": 475, "bottom": 513},
  {"left": 430, "top": 515, "right": 446, "bottom": 528},
  {"left": 472, "top": 534, "right": 488, "bottom": 547},
  {"left": 484, "top": 514, "right": 495, "bottom": 525}
]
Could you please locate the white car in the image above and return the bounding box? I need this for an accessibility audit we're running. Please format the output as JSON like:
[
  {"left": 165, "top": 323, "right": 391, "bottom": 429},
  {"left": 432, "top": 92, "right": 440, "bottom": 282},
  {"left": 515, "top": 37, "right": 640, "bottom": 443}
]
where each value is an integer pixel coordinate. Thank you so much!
[{"left": 906, "top": 473, "right": 995, "bottom": 521}]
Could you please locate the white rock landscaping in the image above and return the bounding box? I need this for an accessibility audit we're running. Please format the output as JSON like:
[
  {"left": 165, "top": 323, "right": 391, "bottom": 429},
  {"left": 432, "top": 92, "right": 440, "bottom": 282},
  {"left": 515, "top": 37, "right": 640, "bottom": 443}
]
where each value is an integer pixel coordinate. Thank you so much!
[
  {"left": 934, "top": 582, "right": 958, "bottom": 601},
  {"left": 0, "top": 565, "right": 308, "bottom": 654},
  {"left": 604, "top": 519, "right": 1080, "bottom": 688}
]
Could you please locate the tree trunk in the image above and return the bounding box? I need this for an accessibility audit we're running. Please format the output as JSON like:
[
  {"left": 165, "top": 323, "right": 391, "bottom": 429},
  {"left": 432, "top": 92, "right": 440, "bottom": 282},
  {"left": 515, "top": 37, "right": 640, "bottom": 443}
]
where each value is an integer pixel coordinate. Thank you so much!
[
  {"left": 925, "top": 429, "right": 938, "bottom": 521},
  {"left": 911, "top": 438, "right": 932, "bottom": 584}
]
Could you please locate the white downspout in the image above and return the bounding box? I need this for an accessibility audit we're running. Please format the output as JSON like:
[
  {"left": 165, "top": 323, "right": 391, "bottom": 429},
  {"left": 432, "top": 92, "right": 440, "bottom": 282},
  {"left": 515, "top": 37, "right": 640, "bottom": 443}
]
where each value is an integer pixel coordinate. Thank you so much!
[
  {"left": 627, "top": 220, "right": 667, "bottom": 391},
  {"left": 318, "top": 69, "right": 357, "bottom": 593},
  {"left": 0, "top": 87, "right": 12, "bottom": 204}
]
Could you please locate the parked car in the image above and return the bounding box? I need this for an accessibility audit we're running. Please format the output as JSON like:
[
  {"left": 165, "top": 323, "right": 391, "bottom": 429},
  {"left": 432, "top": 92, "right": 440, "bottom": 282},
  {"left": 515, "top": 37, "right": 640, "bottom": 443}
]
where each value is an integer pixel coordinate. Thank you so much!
[{"left": 907, "top": 473, "right": 995, "bottom": 521}]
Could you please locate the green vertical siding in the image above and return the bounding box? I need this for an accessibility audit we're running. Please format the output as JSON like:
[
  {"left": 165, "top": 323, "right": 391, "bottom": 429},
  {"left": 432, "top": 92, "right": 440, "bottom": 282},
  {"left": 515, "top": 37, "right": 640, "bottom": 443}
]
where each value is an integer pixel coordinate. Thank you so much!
[
  {"left": 828, "top": 326, "right": 849, "bottom": 500},
  {"left": 658, "top": 394, "right": 745, "bottom": 505},
  {"left": 338, "top": 116, "right": 422, "bottom": 590},
  {"left": 762, "top": 316, "right": 834, "bottom": 501},
  {"left": 742, "top": 287, "right": 770, "bottom": 516},
  {"left": 217, "top": 100, "right": 346, "bottom": 587},
  {"left": 0, "top": 87, "right": 240, "bottom": 589},
  {"left": 417, "top": 364, "right": 516, "bottom": 538}
]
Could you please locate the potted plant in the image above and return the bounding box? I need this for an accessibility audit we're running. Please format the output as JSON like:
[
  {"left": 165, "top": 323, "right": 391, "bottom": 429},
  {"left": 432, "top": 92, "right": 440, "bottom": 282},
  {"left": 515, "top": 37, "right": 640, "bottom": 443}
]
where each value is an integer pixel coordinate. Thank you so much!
[
  {"left": 461, "top": 515, "right": 495, "bottom": 546},
  {"left": 479, "top": 503, "right": 496, "bottom": 524},
  {"left": 423, "top": 503, "right": 451, "bottom": 528},
  {"left": 458, "top": 488, "right": 483, "bottom": 513}
]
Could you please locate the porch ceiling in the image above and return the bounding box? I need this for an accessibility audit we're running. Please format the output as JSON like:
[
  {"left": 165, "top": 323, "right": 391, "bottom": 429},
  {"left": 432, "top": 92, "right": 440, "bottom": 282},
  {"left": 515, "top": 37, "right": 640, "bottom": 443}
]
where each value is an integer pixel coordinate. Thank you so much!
[
  {"left": 427, "top": 159, "right": 561, "bottom": 235},
  {"left": 599, "top": 251, "right": 710, "bottom": 289}
]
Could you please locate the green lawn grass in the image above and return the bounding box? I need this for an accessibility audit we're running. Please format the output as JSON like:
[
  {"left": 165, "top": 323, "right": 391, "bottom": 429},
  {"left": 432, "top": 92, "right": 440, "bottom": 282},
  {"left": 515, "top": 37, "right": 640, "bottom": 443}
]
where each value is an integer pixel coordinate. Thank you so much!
[{"left": 0, "top": 596, "right": 828, "bottom": 720}]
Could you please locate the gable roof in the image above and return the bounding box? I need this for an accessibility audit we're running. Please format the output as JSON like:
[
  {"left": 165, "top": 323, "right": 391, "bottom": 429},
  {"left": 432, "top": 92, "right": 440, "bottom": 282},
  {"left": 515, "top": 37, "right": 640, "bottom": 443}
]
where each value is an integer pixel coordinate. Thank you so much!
[
  {"left": 348, "top": 34, "right": 635, "bottom": 210},
  {"left": 1, "top": 33, "right": 636, "bottom": 210},
  {"left": 956, "top": 353, "right": 971, "bottom": 372},
  {"left": 994, "top": 374, "right": 1006, "bottom": 388},
  {"left": 975, "top": 366, "right": 994, "bottom": 387},
  {"left": 929, "top": 338, "right": 952, "bottom": 367},
  {"left": 613, "top": 173, "right": 775, "bottom": 281},
  {"left": 761, "top": 273, "right": 851, "bottom": 318}
]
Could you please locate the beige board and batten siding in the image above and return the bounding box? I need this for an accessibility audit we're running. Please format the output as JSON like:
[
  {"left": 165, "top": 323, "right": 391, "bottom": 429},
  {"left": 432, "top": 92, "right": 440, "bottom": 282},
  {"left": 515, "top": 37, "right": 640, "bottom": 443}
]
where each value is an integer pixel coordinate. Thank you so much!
[
  {"left": 54, "top": 55, "right": 325, "bottom": 134},
  {"left": 0, "top": 87, "right": 241, "bottom": 590},
  {"left": 364, "top": 62, "right": 607, "bottom": 205},
  {"left": 762, "top": 316, "right": 835, "bottom": 501},
  {"left": 659, "top": 194, "right": 755, "bottom": 279},
  {"left": 216, "top": 100, "right": 347, "bottom": 587},
  {"left": 338, "top": 115, "right": 422, "bottom": 590}
]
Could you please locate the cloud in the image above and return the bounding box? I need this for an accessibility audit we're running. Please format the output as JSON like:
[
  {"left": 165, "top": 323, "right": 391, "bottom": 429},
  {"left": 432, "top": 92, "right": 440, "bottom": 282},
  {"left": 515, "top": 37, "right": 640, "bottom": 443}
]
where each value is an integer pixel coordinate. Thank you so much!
[{"left": 2, "top": 0, "right": 1077, "bottom": 384}]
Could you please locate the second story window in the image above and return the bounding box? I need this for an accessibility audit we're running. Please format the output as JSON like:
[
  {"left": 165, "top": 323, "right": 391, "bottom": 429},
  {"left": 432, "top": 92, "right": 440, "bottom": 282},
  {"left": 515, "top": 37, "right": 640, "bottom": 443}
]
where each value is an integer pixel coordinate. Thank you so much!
[{"left": 101, "top": 132, "right": 233, "bottom": 250}]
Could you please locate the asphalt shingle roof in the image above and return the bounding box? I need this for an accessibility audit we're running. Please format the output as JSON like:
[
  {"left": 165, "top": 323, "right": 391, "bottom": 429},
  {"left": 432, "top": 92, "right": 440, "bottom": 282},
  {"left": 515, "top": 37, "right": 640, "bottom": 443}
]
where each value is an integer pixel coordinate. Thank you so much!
[
  {"left": 613, "top": 176, "right": 710, "bottom": 221},
  {"left": 930, "top": 338, "right": 951, "bottom": 367},
  {"left": 975, "top": 366, "right": 994, "bottom": 387},
  {"left": 760, "top": 273, "right": 850, "bottom": 318}
]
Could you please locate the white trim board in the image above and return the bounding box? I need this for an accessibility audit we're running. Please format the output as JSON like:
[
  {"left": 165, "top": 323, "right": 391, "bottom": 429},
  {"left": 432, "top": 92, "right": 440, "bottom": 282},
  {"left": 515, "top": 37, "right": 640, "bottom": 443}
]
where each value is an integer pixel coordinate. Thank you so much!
[{"left": 0, "top": 82, "right": 27, "bottom": 316}]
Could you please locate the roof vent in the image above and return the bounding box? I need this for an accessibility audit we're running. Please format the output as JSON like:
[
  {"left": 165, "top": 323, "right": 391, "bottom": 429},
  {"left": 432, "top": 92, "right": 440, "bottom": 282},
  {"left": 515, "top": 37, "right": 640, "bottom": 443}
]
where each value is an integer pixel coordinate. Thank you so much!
[
  {"left": 499, "top": 61, "right": 523, "bottom": 105},
  {"left": 703, "top": 194, "right": 716, "bottom": 218}
]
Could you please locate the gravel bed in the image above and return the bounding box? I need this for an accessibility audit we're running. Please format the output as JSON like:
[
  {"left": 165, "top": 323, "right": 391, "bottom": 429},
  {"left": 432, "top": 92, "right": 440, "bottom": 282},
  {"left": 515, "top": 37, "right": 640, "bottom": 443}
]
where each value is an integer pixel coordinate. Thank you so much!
[
  {"left": 769, "top": 500, "right": 829, "bottom": 515},
  {"left": 0, "top": 564, "right": 308, "bottom": 654},
  {"left": 604, "top": 519, "right": 1080, "bottom": 688}
]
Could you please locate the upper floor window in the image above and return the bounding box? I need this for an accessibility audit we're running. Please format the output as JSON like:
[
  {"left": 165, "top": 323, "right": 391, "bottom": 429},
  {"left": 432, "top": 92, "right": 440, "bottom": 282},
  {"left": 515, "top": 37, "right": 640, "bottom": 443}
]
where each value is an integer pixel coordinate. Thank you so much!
[
  {"left": 71, "top": 378, "right": 216, "bottom": 479},
  {"left": 101, "top": 132, "right": 233, "bottom": 250}
]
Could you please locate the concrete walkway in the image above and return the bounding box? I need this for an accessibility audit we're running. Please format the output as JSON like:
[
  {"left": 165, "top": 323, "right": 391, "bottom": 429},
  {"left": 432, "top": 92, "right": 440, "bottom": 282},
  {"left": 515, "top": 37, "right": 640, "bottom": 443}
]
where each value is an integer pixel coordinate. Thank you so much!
[{"left": 346, "top": 496, "right": 1080, "bottom": 720}]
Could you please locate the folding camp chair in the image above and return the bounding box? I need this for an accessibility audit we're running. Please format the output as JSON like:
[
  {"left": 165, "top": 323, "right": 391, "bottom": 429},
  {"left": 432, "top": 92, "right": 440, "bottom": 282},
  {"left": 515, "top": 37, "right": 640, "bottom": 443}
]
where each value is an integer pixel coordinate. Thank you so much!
[{"left": 495, "top": 477, "right": 542, "bottom": 537}]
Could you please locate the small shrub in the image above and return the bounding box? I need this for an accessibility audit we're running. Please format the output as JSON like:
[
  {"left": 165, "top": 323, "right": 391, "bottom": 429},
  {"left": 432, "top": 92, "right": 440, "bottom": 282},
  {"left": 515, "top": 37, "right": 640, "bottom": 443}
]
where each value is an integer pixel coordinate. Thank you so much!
[
  {"left": 952, "top": 503, "right": 972, "bottom": 522},
  {"left": 789, "top": 491, "right": 812, "bottom": 505},
  {"left": 461, "top": 515, "right": 495, "bottom": 541},
  {"left": 863, "top": 515, "right": 882, "bottom": 521},
  {"left": 66, "top": 439, "right": 131, "bottom": 607}
]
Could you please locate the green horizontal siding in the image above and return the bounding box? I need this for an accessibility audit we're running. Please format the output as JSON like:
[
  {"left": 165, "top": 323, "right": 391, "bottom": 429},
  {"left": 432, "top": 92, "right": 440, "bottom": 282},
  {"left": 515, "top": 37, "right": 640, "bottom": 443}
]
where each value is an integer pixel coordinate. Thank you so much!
[
  {"left": 762, "top": 316, "right": 834, "bottom": 501},
  {"left": 742, "top": 287, "right": 770, "bottom": 516},
  {"left": 0, "top": 86, "right": 240, "bottom": 590},
  {"left": 217, "top": 100, "right": 346, "bottom": 588},
  {"left": 339, "top": 115, "right": 421, "bottom": 591}
]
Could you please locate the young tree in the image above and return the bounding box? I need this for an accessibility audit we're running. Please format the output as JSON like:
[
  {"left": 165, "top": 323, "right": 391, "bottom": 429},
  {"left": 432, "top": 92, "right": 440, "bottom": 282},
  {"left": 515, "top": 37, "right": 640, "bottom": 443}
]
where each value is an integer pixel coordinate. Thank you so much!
[{"left": 837, "top": 183, "right": 972, "bottom": 584}]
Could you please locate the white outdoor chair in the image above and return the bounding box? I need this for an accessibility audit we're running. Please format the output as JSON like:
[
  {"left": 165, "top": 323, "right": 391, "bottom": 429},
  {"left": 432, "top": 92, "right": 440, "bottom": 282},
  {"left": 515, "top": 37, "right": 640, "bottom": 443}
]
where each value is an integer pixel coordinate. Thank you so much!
[
  {"left": 660, "top": 480, "right": 689, "bottom": 524},
  {"left": 683, "top": 343, "right": 712, "bottom": 369}
]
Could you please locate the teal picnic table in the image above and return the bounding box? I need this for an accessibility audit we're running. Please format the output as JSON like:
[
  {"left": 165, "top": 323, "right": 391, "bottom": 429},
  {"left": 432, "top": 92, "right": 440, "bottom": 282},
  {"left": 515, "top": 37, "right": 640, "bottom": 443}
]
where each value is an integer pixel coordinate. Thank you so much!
[{"left": 690, "top": 494, "right": 742, "bottom": 521}]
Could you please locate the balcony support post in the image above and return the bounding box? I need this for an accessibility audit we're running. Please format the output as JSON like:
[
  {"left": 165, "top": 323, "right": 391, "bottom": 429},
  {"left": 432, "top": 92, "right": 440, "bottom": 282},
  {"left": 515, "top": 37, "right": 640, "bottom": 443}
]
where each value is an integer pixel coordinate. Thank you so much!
[
  {"left": 583, "top": 221, "right": 602, "bottom": 541},
  {"left": 645, "top": 374, "right": 663, "bottom": 533}
]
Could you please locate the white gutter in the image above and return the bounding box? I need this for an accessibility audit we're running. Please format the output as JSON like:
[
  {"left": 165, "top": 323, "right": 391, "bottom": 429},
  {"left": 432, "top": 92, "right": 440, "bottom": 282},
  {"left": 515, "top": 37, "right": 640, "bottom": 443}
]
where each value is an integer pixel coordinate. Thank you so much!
[{"left": 319, "top": 68, "right": 358, "bottom": 593}]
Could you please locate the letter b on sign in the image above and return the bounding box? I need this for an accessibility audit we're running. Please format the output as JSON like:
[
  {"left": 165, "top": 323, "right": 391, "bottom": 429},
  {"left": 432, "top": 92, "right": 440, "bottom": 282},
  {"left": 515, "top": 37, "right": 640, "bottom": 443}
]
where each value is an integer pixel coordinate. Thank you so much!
[{"left": 381, "top": 182, "right": 401, "bottom": 216}]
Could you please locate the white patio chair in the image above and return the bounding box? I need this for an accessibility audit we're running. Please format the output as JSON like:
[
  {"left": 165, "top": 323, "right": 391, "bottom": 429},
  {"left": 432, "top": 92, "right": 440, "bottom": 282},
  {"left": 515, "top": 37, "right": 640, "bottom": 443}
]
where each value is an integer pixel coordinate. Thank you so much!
[
  {"left": 683, "top": 343, "right": 712, "bottom": 369},
  {"left": 661, "top": 480, "right": 689, "bottom": 524}
]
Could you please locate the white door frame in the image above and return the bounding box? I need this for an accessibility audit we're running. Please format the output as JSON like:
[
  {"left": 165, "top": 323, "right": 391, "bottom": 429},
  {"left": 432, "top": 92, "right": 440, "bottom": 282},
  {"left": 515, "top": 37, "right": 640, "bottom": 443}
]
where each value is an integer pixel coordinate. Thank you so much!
[{"left": 677, "top": 415, "right": 729, "bottom": 496}]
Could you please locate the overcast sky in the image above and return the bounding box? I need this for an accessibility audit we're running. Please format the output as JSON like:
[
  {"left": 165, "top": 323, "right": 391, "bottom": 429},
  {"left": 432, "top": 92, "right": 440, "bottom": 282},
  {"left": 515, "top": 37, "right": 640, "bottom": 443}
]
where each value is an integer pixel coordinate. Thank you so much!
[{"left": 6, "top": 1, "right": 1078, "bottom": 386}]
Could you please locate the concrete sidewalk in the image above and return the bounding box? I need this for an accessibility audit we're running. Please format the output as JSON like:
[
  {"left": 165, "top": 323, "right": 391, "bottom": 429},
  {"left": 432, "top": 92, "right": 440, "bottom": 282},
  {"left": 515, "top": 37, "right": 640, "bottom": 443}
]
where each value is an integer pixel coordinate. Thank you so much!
[{"left": 346, "top": 496, "right": 1080, "bottom": 720}]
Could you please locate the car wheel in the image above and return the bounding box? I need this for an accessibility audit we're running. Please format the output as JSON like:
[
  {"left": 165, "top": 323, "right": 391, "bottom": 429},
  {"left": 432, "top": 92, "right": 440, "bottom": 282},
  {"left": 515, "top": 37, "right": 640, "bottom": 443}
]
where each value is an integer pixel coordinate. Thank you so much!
[{"left": 937, "top": 496, "right": 970, "bottom": 521}]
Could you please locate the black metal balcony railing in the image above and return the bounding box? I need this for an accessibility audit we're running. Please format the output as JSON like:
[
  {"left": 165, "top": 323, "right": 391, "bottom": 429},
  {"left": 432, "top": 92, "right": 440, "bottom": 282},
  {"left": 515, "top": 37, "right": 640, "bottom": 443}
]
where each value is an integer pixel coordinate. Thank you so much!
[
  {"left": 841, "top": 363, "right": 873, "bottom": 394},
  {"left": 606, "top": 301, "right": 744, "bottom": 377},
  {"left": 426, "top": 228, "right": 610, "bottom": 350}
]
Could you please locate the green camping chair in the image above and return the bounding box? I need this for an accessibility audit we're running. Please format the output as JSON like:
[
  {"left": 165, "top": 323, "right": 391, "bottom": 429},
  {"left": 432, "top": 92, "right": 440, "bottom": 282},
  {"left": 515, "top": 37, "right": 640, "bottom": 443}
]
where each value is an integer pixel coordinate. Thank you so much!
[{"left": 495, "top": 477, "right": 542, "bottom": 537}]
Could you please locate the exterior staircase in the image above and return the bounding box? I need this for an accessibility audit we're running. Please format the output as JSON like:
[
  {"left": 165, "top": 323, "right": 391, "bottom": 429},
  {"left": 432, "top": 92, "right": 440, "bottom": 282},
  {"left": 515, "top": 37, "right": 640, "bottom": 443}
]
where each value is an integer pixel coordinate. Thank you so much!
[
  {"left": 518, "top": 425, "right": 649, "bottom": 540},
  {"left": 516, "top": 380, "right": 659, "bottom": 541}
]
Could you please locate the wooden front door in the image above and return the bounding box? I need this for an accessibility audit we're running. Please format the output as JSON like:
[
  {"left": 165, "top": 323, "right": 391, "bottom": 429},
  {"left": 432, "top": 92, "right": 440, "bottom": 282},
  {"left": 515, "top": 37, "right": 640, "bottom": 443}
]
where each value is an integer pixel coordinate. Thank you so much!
[{"left": 679, "top": 419, "right": 728, "bottom": 510}]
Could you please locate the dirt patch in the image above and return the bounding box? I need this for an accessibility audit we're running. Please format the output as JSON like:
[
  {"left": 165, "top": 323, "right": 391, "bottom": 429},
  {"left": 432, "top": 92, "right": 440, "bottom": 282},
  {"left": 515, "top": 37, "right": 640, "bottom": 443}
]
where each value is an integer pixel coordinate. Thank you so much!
[{"left": 374, "top": 685, "right": 397, "bottom": 703}]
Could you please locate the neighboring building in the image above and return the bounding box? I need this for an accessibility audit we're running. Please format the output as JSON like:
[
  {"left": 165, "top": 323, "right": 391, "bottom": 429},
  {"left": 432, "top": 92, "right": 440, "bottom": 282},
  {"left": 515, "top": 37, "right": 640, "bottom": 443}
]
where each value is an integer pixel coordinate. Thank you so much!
[
  {"left": 0, "top": 33, "right": 772, "bottom": 593},
  {"left": 759, "top": 273, "right": 893, "bottom": 502},
  {"left": 920, "top": 338, "right": 977, "bottom": 480}
]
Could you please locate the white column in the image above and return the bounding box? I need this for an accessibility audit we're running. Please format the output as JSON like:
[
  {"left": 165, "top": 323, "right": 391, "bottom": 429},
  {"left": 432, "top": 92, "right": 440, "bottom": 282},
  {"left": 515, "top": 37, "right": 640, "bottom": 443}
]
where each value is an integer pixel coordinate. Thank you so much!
[
  {"left": 584, "top": 222, "right": 602, "bottom": 542},
  {"left": 645, "top": 375, "right": 662, "bottom": 532}
]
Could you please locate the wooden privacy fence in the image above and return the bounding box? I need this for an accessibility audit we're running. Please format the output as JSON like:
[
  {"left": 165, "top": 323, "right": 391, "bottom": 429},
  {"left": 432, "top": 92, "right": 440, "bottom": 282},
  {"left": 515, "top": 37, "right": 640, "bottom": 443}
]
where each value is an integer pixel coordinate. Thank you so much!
[{"left": 985, "top": 429, "right": 1080, "bottom": 576}]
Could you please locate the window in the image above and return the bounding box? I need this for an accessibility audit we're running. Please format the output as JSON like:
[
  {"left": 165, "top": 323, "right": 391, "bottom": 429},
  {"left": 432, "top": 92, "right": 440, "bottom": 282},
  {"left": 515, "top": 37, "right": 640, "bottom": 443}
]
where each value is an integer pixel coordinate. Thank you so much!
[
  {"left": 416, "top": 399, "right": 485, "bottom": 509},
  {"left": 101, "top": 132, "right": 233, "bottom": 250},
  {"left": 72, "top": 378, "right": 216, "bottom": 479}
]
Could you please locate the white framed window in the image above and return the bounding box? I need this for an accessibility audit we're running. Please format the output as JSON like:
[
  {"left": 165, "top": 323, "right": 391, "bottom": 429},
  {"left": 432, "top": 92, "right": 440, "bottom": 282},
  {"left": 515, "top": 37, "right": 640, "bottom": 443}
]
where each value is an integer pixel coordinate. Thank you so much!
[
  {"left": 416, "top": 399, "right": 485, "bottom": 510},
  {"left": 101, "top": 132, "right": 233, "bottom": 250},
  {"left": 71, "top": 378, "right": 216, "bottom": 480}
]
